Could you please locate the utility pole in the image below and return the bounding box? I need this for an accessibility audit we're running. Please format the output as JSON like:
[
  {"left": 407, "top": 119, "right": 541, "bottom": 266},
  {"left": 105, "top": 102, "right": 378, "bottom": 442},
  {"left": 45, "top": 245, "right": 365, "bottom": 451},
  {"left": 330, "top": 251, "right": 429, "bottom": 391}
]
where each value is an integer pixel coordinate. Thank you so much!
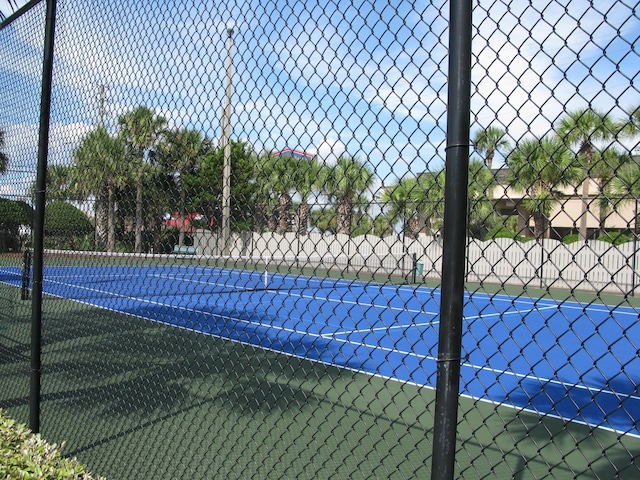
[
  {"left": 98, "top": 83, "right": 105, "bottom": 128},
  {"left": 221, "top": 27, "right": 233, "bottom": 256}
]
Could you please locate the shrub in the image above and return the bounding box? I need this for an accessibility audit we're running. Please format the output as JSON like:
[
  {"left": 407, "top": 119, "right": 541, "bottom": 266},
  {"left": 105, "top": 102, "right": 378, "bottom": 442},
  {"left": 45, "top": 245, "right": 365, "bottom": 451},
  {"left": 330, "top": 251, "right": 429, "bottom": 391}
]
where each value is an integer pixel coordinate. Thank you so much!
[
  {"left": 0, "top": 409, "right": 105, "bottom": 479},
  {"left": 484, "top": 226, "right": 523, "bottom": 241},
  {"left": 596, "top": 232, "right": 631, "bottom": 245},
  {"left": 44, "top": 202, "right": 94, "bottom": 250},
  {"left": 562, "top": 233, "right": 580, "bottom": 244}
]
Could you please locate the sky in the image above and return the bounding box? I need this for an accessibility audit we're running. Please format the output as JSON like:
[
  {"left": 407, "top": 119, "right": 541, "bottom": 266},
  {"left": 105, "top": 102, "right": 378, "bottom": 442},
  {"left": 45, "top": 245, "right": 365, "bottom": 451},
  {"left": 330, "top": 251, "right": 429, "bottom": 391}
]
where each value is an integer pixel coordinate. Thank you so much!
[
  {"left": 0, "top": 1, "right": 28, "bottom": 21},
  {"left": 1, "top": 0, "right": 639, "bottom": 203}
]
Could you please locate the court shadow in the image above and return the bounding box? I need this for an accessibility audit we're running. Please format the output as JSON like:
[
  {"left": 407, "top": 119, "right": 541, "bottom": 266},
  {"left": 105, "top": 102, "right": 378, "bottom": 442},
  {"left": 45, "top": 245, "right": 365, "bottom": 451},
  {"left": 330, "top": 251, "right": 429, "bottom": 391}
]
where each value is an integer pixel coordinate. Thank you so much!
[
  {"left": 6, "top": 298, "right": 351, "bottom": 458},
  {"left": 502, "top": 378, "right": 640, "bottom": 479},
  {"left": 1, "top": 287, "right": 439, "bottom": 479}
]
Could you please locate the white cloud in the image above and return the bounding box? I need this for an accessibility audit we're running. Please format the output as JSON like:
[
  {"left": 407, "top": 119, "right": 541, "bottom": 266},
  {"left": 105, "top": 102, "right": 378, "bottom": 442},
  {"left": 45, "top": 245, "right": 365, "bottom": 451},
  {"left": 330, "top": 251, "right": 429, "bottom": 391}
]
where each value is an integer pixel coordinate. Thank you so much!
[
  {"left": 313, "top": 137, "right": 346, "bottom": 165},
  {"left": 0, "top": 0, "right": 31, "bottom": 19},
  {"left": 3, "top": 0, "right": 639, "bottom": 188},
  {"left": 0, "top": 121, "right": 94, "bottom": 199},
  {"left": 471, "top": 0, "right": 639, "bottom": 141}
]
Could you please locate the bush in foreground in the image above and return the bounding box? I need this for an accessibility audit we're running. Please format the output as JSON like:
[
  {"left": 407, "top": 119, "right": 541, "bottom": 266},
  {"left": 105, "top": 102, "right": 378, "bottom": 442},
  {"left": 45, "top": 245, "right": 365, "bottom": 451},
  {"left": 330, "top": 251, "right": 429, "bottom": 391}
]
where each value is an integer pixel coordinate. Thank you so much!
[{"left": 0, "top": 409, "right": 105, "bottom": 479}]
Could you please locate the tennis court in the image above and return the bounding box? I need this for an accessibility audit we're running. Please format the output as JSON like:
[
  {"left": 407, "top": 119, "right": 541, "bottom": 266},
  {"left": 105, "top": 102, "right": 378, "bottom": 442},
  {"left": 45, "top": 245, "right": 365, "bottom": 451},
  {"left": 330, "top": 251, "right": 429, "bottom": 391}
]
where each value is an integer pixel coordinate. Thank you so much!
[{"left": 4, "top": 256, "right": 638, "bottom": 438}]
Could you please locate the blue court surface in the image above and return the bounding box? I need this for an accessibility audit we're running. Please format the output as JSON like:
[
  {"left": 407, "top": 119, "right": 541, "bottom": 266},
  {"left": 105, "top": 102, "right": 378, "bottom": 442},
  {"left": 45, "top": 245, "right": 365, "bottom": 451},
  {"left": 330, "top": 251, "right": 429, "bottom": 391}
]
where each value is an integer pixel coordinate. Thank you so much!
[{"left": 2, "top": 262, "right": 639, "bottom": 436}]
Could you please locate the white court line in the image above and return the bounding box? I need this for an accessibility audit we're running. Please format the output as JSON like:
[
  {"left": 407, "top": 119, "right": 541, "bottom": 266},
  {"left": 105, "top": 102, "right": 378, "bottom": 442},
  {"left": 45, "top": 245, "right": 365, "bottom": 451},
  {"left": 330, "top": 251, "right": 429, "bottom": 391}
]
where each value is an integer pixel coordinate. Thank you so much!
[
  {"left": 334, "top": 306, "right": 558, "bottom": 338},
  {"left": 324, "top": 325, "right": 640, "bottom": 406}
]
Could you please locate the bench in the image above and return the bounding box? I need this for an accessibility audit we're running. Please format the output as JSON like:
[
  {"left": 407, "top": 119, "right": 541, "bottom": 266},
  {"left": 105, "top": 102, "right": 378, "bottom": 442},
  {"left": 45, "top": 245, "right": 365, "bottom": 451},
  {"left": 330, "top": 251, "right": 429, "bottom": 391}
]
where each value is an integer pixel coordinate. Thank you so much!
[{"left": 173, "top": 245, "right": 198, "bottom": 255}]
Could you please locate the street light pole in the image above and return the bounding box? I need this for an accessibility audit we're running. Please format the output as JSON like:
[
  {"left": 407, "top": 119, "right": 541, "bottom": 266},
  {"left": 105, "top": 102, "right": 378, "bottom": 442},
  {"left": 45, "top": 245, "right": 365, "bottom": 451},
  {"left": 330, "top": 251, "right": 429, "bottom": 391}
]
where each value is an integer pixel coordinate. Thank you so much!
[{"left": 221, "top": 27, "right": 233, "bottom": 256}]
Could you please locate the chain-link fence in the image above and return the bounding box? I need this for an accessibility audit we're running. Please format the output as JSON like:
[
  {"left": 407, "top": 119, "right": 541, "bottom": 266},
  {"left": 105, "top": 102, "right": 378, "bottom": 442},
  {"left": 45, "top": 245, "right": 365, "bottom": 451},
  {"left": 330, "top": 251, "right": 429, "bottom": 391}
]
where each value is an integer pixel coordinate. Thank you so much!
[{"left": 1, "top": 0, "right": 639, "bottom": 478}]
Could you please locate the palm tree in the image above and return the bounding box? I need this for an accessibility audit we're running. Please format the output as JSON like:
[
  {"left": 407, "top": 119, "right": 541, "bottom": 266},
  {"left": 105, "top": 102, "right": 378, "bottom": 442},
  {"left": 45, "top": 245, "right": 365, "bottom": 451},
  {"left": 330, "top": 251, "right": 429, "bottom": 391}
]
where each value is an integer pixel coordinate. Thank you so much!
[
  {"left": 0, "top": 128, "right": 8, "bottom": 174},
  {"left": 473, "top": 126, "right": 509, "bottom": 169},
  {"left": 381, "top": 176, "right": 420, "bottom": 238},
  {"left": 507, "top": 136, "right": 583, "bottom": 239},
  {"left": 158, "top": 128, "right": 206, "bottom": 246},
  {"left": 372, "top": 213, "right": 394, "bottom": 237},
  {"left": 608, "top": 158, "right": 640, "bottom": 233},
  {"left": 467, "top": 159, "right": 500, "bottom": 238},
  {"left": 293, "top": 157, "right": 321, "bottom": 236},
  {"left": 609, "top": 160, "right": 640, "bottom": 198},
  {"left": 414, "top": 169, "right": 446, "bottom": 235},
  {"left": 257, "top": 153, "right": 300, "bottom": 234},
  {"left": 29, "top": 164, "right": 72, "bottom": 203},
  {"left": 319, "top": 156, "right": 374, "bottom": 235},
  {"left": 591, "top": 147, "right": 632, "bottom": 236},
  {"left": 118, "top": 106, "right": 167, "bottom": 253},
  {"left": 616, "top": 104, "right": 640, "bottom": 139},
  {"left": 71, "top": 127, "right": 128, "bottom": 252},
  {"left": 556, "top": 108, "right": 615, "bottom": 240}
]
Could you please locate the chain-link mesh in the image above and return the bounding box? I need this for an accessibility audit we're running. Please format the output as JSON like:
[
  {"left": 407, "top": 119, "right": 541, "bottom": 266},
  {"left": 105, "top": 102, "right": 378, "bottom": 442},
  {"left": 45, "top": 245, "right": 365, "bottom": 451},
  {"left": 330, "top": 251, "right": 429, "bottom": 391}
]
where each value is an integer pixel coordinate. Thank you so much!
[{"left": 1, "top": 0, "right": 639, "bottom": 478}]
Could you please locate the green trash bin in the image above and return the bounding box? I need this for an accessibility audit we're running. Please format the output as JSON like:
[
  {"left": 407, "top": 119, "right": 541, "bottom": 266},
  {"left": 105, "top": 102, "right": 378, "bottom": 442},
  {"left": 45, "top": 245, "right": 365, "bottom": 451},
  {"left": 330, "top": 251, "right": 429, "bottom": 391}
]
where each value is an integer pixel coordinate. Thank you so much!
[{"left": 414, "top": 262, "right": 424, "bottom": 275}]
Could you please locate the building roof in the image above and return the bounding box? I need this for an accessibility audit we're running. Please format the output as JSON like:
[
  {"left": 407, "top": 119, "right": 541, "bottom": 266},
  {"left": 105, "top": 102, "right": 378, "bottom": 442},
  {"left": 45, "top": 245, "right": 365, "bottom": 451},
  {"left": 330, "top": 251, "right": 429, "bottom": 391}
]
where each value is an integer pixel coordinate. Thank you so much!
[{"left": 273, "top": 148, "right": 315, "bottom": 161}]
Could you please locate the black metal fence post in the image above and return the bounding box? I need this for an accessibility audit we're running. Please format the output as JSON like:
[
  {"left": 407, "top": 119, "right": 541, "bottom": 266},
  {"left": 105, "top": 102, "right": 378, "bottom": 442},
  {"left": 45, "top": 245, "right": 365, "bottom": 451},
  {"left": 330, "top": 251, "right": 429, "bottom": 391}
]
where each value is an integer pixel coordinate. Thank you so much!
[
  {"left": 29, "top": 0, "right": 57, "bottom": 434},
  {"left": 431, "top": 0, "right": 473, "bottom": 478},
  {"left": 21, "top": 249, "right": 31, "bottom": 300}
]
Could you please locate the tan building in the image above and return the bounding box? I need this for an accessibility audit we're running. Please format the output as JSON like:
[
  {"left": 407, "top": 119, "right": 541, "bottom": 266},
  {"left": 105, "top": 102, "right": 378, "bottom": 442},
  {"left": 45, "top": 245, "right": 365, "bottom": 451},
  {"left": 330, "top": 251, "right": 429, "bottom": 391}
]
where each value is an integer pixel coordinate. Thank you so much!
[{"left": 491, "top": 166, "right": 638, "bottom": 240}]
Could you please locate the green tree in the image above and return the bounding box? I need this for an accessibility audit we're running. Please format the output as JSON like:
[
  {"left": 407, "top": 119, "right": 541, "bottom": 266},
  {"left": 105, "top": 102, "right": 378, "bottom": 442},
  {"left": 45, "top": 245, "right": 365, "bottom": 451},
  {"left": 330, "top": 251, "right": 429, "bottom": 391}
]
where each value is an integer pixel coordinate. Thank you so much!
[
  {"left": 248, "top": 155, "right": 271, "bottom": 233},
  {"left": 609, "top": 160, "right": 640, "bottom": 199},
  {"left": 186, "top": 139, "right": 256, "bottom": 232},
  {"left": 615, "top": 104, "right": 640, "bottom": 139},
  {"left": 0, "top": 198, "right": 32, "bottom": 252},
  {"left": 381, "top": 161, "right": 495, "bottom": 239},
  {"left": 557, "top": 108, "right": 615, "bottom": 240},
  {"left": 158, "top": 128, "right": 207, "bottom": 246},
  {"left": 44, "top": 201, "right": 93, "bottom": 250},
  {"left": 28, "top": 164, "right": 73, "bottom": 205},
  {"left": 45, "top": 165, "right": 73, "bottom": 202},
  {"left": 118, "top": 106, "right": 167, "bottom": 253},
  {"left": 310, "top": 206, "right": 337, "bottom": 235},
  {"left": 351, "top": 213, "right": 374, "bottom": 237},
  {"left": 507, "top": 136, "right": 583, "bottom": 239},
  {"left": 71, "top": 127, "right": 128, "bottom": 252},
  {"left": 319, "top": 156, "right": 375, "bottom": 235},
  {"left": 632, "top": 104, "right": 640, "bottom": 132},
  {"left": 630, "top": 104, "right": 640, "bottom": 133},
  {"left": 473, "top": 126, "right": 510, "bottom": 169},
  {"left": 351, "top": 193, "right": 372, "bottom": 236},
  {"left": 0, "top": 128, "right": 8, "bottom": 174}
]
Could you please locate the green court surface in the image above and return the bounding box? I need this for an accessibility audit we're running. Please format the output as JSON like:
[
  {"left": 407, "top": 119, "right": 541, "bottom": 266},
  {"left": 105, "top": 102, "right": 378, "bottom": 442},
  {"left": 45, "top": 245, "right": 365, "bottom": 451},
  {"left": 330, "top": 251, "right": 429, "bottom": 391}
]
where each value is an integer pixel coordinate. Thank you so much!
[{"left": 1, "top": 281, "right": 639, "bottom": 479}]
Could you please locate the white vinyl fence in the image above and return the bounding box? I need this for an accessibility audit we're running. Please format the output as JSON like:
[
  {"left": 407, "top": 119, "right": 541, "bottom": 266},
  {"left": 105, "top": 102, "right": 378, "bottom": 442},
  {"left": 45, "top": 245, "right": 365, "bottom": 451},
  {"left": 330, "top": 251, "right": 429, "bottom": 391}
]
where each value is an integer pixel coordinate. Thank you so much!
[{"left": 194, "top": 230, "right": 640, "bottom": 295}]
